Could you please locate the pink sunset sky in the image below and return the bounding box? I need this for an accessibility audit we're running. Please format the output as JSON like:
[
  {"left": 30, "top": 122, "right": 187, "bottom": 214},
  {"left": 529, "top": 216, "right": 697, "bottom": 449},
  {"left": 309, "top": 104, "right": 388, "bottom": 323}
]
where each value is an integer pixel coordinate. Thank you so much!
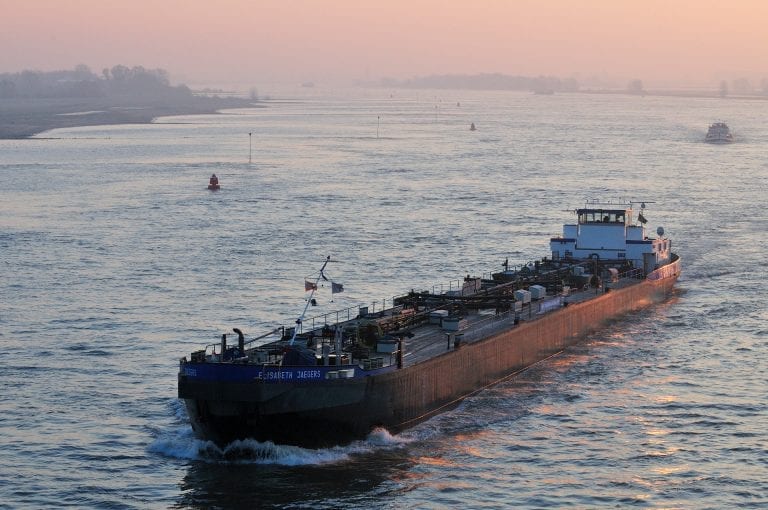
[{"left": 2, "top": 0, "right": 766, "bottom": 88}]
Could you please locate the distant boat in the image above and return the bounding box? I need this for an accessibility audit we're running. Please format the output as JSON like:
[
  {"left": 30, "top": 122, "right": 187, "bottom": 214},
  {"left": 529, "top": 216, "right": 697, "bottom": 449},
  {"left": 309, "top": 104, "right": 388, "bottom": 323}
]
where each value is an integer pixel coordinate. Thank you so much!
[
  {"left": 208, "top": 174, "right": 220, "bottom": 191},
  {"left": 534, "top": 88, "right": 555, "bottom": 95},
  {"left": 705, "top": 122, "right": 734, "bottom": 144},
  {"left": 470, "top": 122, "right": 476, "bottom": 131}
]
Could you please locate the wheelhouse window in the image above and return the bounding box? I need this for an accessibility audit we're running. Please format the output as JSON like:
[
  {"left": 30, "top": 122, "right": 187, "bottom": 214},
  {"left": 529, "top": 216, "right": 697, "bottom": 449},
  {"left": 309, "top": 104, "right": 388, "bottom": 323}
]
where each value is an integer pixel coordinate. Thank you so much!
[{"left": 578, "top": 210, "right": 626, "bottom": 224}]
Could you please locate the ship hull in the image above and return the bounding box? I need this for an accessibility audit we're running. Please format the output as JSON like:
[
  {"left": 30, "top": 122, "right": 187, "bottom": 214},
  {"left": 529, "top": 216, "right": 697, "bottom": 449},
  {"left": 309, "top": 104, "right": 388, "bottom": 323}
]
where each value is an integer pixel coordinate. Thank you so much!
[{"left": 179, "top": 258, "right": 680, "bottom": 447}]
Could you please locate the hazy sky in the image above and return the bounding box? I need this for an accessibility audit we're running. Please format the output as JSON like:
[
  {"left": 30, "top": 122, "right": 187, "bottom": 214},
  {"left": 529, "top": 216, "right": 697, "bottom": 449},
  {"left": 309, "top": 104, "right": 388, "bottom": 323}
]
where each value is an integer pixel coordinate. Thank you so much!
[{"left": 2, "top": 0, "right": 766, "bottom": 87}]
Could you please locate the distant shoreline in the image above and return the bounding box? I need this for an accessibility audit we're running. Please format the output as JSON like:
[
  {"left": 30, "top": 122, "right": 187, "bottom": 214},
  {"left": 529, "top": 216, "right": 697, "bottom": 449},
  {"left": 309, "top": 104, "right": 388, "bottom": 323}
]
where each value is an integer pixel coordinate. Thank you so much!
[
  {"left": 0, "top": 95, "right": 257, "bottom": 139},
  {"left": 3, "top": 88, "right": 766, "bottom": 140},
  {"left": 579, "top": 89, "right": 768, "bottom": 100}
]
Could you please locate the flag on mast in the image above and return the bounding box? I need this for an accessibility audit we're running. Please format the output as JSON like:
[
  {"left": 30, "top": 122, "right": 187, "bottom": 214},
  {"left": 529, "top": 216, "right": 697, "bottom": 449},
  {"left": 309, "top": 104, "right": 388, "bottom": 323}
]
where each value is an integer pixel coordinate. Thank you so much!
[
  {"left": 305, "top": 280, "right": 317, "bottom": 291},
  {"left": 331, "top": 282, "right": 344, "bottom": 294}
]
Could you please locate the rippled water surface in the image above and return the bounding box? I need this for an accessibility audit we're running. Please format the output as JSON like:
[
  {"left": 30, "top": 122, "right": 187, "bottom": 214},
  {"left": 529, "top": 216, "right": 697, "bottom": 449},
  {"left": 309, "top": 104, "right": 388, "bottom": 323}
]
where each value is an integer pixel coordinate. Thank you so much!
[{"left": 1, "top": 89, "right": 767, "bottom": 509}]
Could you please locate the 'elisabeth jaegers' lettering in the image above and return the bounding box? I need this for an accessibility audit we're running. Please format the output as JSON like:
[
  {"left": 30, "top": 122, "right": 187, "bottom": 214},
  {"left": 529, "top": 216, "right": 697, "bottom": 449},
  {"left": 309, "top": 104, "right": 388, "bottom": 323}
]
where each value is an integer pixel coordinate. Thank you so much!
[{"left": 256, "top": 369, "right": 322, "bottom": 380}]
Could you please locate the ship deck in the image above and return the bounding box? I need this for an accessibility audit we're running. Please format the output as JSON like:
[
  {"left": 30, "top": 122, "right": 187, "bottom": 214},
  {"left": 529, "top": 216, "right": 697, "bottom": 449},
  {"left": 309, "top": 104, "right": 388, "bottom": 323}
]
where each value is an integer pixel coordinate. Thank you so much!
[
  {"left": 198, "top": 272, "right": 647, "bottom": 372},
  {"left": 388, "top": 278, "right": 642, "bottom": 368}
]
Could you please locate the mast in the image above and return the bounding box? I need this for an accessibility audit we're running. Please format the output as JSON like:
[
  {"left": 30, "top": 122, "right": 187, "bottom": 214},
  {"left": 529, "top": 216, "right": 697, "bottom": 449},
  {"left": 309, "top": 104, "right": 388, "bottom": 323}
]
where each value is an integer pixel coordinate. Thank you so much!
[{"left": 290, "top": 255, "right": 331, "bottom": 345}]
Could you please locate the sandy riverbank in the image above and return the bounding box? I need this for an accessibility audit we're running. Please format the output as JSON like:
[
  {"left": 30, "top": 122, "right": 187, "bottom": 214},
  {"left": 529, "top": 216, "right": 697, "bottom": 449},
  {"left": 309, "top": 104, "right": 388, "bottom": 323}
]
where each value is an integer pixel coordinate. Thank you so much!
[{"left": 0, "top": 96, "right": 257, "bottom": 139}]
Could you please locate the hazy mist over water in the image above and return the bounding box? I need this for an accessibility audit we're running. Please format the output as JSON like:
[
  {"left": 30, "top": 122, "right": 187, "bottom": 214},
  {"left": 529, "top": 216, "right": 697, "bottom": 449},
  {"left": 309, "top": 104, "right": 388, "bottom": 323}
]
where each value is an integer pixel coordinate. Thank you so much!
[
  {"left": 1, "top": 89, "right": 767, "bottom": 508},
  {"left": 3, "top": 1, "right": 768, "bottom": 88}
]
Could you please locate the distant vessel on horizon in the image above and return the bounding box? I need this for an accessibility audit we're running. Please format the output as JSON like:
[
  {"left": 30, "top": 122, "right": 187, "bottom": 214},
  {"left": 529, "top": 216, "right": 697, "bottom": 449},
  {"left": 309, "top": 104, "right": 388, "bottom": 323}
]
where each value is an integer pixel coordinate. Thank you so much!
[{"left": 705, "top": 122, "right": 734, "bottom": 144}]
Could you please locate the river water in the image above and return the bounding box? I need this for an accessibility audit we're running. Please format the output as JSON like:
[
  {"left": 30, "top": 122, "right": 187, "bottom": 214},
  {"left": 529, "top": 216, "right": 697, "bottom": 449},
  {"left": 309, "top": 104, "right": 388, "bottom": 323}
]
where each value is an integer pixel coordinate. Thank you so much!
[{"left": 1, "top": 89, "right": 766, "bottom": 509}]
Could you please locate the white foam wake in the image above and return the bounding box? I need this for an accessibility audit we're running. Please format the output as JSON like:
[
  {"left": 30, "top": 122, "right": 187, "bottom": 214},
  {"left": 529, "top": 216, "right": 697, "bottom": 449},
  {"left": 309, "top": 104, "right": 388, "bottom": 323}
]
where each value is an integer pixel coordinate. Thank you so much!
[{"left": 148, "top": 423, "right": 413, "bottom": 465}]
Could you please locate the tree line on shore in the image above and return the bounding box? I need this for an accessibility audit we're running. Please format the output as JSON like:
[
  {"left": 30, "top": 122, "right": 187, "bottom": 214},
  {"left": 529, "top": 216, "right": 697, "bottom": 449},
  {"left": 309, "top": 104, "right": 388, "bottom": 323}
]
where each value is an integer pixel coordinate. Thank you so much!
[
  {"left": 378, "top": 73, "right": 579, "bottom": 93},
  {"left": 0, "top": 64, "right": 192, "bottom": 100},
  {"left": 380, "top": 73, "right": 768, "bottom": 97}
]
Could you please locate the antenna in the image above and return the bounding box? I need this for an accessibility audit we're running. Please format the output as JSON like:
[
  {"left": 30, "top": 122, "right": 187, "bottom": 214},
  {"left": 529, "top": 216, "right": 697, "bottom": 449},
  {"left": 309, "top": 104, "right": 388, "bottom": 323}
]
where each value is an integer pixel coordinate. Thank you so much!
[{"left": 290, "top": 256, "right": 332, "bottom": 346}]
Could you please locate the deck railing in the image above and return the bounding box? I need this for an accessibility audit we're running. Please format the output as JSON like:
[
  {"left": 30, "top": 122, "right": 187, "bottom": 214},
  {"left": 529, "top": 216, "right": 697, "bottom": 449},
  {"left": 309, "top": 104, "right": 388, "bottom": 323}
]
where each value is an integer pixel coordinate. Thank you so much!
[{"left": 201, "top": 263, "right": 649, "bottom": 355}]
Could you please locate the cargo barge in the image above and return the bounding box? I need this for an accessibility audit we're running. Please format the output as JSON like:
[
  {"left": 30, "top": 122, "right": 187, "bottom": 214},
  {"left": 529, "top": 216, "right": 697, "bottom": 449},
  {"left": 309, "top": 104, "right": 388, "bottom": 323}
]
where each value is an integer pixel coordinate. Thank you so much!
[{"left": 178, "top": 200, "right": 681, "bottom": 447}]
